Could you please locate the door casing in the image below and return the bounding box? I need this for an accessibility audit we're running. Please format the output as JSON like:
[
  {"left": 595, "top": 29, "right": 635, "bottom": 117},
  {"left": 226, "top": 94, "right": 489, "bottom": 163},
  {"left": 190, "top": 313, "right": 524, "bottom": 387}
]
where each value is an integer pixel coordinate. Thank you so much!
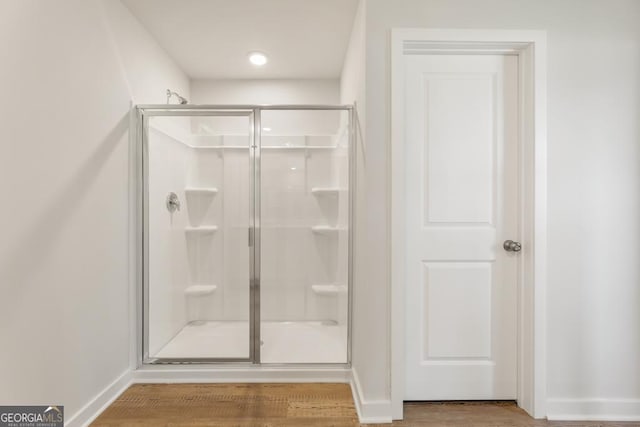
[{"left": 391, "top": 29, "right": 548, "bottom": 420}]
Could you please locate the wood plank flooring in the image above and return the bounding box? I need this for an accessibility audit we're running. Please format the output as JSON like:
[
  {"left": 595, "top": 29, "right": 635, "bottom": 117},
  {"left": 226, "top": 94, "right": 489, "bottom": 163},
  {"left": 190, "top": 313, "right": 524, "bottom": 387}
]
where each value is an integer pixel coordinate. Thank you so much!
[{"left": 91, "top": 383, "right": 640, "bottom": 427}]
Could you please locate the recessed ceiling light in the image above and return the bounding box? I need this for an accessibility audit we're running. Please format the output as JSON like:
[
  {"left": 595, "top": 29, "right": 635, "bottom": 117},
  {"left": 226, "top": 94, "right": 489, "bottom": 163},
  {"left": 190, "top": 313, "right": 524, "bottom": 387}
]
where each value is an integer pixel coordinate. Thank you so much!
[
  {"left": 262, "top": 127, "right": 271, "bottom": 132},
  {"left": 248, "top": 52, "right": 267, "bottom": 66}
]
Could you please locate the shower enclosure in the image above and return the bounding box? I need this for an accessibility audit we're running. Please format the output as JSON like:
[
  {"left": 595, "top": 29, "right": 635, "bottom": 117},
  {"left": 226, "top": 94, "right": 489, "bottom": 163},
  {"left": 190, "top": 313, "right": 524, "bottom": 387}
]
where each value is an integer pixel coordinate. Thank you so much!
[{"left": 136, "top": 105, "right": 352, "bottom": 365}]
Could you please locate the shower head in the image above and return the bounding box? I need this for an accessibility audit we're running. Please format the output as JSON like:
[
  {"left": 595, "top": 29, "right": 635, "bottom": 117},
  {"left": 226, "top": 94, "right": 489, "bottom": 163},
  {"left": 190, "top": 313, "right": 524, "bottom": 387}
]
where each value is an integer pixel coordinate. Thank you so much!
[{"left": 166, "top": 89, "right": 188, "bottom": 105}]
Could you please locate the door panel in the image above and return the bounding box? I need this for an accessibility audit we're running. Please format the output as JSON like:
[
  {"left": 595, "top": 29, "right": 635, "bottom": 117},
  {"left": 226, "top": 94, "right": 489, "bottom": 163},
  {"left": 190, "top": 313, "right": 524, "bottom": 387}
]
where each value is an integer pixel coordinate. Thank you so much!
[
  {"left": 424, "top": 75, "right": 495, "bottom": 224},
  {"left": 404, "top": 55, "right": 519, "bottom": 400},
  {"left": 144, "top": 111, "right": 254, "bottom": 362},
  {"left": 258, "top": 109, "right": 350, "bottom": 364},
  {"left": 423, "top": 262, "right": 492, "bottom": 359}
]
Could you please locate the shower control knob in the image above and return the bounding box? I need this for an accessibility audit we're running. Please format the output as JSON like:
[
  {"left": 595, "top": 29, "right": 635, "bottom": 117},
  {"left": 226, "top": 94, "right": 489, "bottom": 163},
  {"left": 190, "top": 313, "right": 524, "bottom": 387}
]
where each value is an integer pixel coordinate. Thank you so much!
[
  {"left": 503, "top": 240, "right": 522, "bottom": 252},
  {"left": 166, "top": 192, "right": 181, "bottom": 213}
]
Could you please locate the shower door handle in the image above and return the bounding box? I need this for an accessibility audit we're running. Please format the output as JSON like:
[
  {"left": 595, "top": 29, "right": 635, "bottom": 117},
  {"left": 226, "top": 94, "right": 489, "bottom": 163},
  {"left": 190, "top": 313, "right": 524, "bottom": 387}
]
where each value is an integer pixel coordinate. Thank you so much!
[{"left": 248, "top": 228, "right": 254, "bottom": 247}]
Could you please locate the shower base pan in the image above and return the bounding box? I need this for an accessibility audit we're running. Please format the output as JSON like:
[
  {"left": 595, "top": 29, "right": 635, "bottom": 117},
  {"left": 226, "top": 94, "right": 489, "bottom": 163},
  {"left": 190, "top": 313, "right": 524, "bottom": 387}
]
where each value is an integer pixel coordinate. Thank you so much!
[{"left": 153, "top": 321, "right": 347, "bottom": 364}]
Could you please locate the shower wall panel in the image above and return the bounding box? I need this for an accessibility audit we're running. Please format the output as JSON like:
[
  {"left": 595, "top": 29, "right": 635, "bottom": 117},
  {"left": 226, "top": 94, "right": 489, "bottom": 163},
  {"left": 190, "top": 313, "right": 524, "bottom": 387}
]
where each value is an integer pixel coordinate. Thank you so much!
[
  {"left": 182, "top": 141, "right": 250, "bottom": 323},
  {"left": 147, "top": 125, "right": 190, "bottom": 356}
]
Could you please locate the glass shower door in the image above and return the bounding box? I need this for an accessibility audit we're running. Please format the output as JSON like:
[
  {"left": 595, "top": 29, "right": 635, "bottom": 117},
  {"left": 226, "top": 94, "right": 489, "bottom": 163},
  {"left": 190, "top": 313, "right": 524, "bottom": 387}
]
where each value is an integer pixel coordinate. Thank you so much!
[
  {"left": 142, "top": 109, "right": 256, "bottom": 362},
  {"left": 259, "top": 108, "right": 351, "bottom": 364}
]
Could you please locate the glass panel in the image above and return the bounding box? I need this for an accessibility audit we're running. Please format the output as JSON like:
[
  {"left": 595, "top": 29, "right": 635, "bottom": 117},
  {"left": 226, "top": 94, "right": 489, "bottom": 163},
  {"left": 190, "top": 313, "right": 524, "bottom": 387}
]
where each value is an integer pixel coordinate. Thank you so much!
[
  {"left": 259, "top": 109, "right": 350, "bottom": 363},
  {"left": 146, "top": 112, "right": 252, "bottom": 360}
]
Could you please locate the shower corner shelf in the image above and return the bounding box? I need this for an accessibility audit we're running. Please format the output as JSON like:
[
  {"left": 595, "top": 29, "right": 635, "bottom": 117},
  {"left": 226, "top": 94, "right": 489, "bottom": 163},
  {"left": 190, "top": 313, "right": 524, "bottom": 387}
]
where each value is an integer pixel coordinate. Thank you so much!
[
  {"left": 311, "top": 225, "right": 343, "bottom": 235},
  {"left": 185, "top": 187, "right": 218, "bottom": 196},
  {"left": 311, "top": 284, "right": 347, "bottom": 296},
  {"left": 185, "top": 225, "right": 218, "bottom": 235},
  {"left": 311, "top": 187, "right": 344, "bottom": 196},
  {"left": 184, "top": 284, "right": 217, "bottom": 297}
]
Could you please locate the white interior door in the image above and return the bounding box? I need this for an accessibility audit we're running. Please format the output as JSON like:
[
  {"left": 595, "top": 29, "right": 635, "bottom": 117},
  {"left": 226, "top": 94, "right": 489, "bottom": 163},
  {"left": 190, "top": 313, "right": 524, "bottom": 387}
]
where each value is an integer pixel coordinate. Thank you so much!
[{"left": 403, "top": 54, "right": 519, "bottom": 400}]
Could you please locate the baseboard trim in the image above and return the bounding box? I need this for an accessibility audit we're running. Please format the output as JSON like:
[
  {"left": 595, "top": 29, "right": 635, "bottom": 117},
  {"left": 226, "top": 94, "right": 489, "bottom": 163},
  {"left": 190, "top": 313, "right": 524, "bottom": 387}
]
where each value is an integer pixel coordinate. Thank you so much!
[
  {"left": 350, "top": 368, "right": 393, "bottom": 424},
  {"left": 547, "top": 398, "right": 640, "bottom": 421},
  {"left": 65, "top": 370, "right": 133, "bottom": 427},
  {"left": 133, "top": 366, "right": 352, "bottom": 383}
]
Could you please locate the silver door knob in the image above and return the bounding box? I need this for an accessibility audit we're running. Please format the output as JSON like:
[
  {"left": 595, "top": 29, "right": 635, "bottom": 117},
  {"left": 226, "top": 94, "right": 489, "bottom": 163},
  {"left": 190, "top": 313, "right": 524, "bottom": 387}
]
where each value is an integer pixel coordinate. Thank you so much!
[{"left": 503, "top": 240, "right": 521, "bottom": 252}]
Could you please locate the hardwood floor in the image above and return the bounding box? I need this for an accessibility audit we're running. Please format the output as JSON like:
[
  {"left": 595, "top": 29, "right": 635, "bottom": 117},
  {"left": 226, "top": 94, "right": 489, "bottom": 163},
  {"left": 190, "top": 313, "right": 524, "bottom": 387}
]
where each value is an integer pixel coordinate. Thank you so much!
[
  {"left": 388, "top": 401, "right": 640, "bottom": 427},
  {"left": 92, "top": 383, "right": 357, "bottom": 426},
  {"left": 92, "top": 383, "right": 640, "bottom": 427}
]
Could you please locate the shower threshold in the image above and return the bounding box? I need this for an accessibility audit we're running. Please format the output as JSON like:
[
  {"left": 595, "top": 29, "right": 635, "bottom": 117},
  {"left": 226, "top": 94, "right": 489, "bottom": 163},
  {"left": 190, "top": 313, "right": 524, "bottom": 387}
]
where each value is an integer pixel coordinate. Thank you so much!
[{"left": 154, "top": 320, "right": 347, "bottom": 364}]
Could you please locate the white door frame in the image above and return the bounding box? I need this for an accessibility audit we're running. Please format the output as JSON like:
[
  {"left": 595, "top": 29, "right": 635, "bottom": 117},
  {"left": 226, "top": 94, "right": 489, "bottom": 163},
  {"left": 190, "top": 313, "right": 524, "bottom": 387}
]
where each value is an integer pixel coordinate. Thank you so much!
[{"left": 391, "top": 29, "right": 547, "bottom": 420}]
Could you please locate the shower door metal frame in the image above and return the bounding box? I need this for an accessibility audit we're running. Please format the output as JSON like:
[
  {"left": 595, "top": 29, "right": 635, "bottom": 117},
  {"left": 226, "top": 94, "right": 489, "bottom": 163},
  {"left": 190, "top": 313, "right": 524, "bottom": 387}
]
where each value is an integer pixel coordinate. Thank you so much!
[
  {"left": 138, "top": 107, "right": 257, "bottom": 365},
  {"left": 136, "top": 104, "right": 354, "bottom": 367}
]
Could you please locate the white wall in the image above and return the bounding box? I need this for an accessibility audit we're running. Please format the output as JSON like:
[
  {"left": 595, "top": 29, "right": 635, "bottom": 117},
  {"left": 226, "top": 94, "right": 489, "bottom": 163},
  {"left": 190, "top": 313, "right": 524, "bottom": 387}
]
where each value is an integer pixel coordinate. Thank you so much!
[
  {"left": 340, "top": 0, "right": 366, "bottom": 111},
  {"left": 191, "top": 79, "right": 339, "bottom": 105},
  {"left": 101, "top": 0, "right": 190, "bottom": 104},
  {"left": 0, "top": 0, "right": 190, "bottom": 424},
  {"left": 339, "top": 0, "right": 385, "bottom": 420},
  {"left": 361, "top": 0, "right": 640, "bottom": 419}
]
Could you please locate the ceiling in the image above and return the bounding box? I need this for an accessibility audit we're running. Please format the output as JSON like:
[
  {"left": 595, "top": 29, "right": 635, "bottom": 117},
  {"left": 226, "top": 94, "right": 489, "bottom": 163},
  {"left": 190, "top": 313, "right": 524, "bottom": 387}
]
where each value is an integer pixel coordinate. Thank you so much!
[{"left": 121, "top": 0, "right": 359, "bottom": 80}]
